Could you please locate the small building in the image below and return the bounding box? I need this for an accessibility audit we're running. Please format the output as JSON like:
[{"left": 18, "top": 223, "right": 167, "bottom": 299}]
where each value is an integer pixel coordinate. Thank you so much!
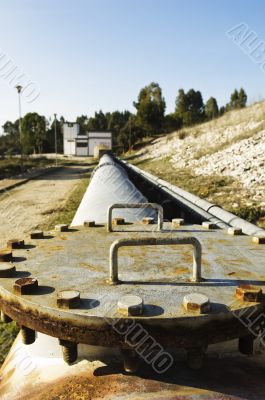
[{"left": 63, "top": 122, "right": 112, "bottom": 156}]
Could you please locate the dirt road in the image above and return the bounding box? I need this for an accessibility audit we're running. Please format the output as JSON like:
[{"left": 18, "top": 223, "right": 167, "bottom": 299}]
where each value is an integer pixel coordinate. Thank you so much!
[{"left": 0, "top": 165, "right": 88, "bottom": 248}]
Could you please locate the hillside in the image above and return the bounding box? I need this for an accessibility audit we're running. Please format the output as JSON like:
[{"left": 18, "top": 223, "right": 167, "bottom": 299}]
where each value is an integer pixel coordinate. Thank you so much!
[{"left": 131, "top": 100, "right": 265, "bottom": 228}]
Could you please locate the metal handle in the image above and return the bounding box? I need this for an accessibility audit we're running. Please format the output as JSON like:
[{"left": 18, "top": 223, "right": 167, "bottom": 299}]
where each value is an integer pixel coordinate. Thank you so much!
[
  {"left": 109, "top": 236, "right": 202, "bottom": 284},
  {"left": 107, "top": 203, "right": 163, "bottom": 232}
]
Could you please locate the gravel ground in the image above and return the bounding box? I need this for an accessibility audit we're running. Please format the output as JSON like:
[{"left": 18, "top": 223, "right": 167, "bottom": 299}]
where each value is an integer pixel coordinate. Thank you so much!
[{"left": 0, "top": 165, "right": 88, "bottom": 248}]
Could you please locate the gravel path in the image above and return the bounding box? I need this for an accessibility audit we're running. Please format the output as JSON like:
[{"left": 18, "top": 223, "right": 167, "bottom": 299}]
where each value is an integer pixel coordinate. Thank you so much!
[{"left": 0, "top": 165, "right": 88, "bottom": 248}]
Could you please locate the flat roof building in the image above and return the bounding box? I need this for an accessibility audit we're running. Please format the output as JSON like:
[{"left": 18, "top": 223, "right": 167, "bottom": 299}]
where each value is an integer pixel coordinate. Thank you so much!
[{"left": 63, "top": 122, "right": 112, "bottom": 157}]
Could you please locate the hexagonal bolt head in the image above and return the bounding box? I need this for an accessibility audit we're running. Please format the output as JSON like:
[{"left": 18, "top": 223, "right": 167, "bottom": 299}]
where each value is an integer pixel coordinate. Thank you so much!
[
  {"left": 142, "top": 217, "right": 154, "bottom": 225},
  {"left": 30, "top": 230, "right": 44, "bottom": 239},
  {"left": 112, "top": 217, "right": 125, "bottom": 226},
  {"left": 0, "top": 249, "right": 13, "bottom": 262},
  {"left": 59, "top": 339, "right": 78, "bottom": 364},
  {"left": 7, "top": 239, "right": 24, "bottom": 249},
  {"left": 227, "top": 227, "right": 242, "bottom": 236},
  {"left": 172, "top": 218, "right": 185, "bottom": 228},
  {"left": 202, "top": 222, "right": 215, "bottom": 230},
  {"left": 236, "top": 284, "right": 262, "bottom": 302},
  {"left": 57, "top": 290, "right": 81, "bottom": 309},
  {"left": 252, "top": 236, "right": 265, "bottom": 244},
  {"left": 183, "top": 293, "right": 211, "bottom": 314},
  {"left": 55, "top": 224, "right": 69, "bottom": 232},
  {"left": 13, "top": 277, "right": 38, "bottom": 295},
  {"left": 117, "top": 295, "right": 143, "bottom": 316},
  {"left": 84, "top": 220, "right": 95, "bottom": 227},
  {"left": 1, "top": 311, "right": 12, "bottom": 323},
  {"left": 21, "top": 326, "right": 36, "bottom": 345},
  {"left": 0, "top": 262, "right": 16, "bottom": 278}
]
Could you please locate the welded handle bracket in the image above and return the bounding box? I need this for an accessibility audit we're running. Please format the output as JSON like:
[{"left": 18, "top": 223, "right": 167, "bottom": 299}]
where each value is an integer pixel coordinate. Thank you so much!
[
  {"left": 109, "top": 236, "right": 202, "bottom": 284},
  {"left": 107, "top": 203, "right": 163, "bottom": 232}
]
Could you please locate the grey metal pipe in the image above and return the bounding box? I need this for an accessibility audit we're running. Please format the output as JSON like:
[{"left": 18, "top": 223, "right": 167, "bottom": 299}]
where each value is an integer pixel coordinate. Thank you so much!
[
  {"left": 120, "top": 159, "right": 264, "bottom": 237},
  {"left": 109, "top": 236, "right": 202, "bottom": 284}
]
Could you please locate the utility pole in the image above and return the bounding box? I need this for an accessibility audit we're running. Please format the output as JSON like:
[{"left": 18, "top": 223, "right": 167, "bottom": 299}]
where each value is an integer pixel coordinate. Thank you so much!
[
  {"left": 54, "top": 113, "right": 58, "bottom": 166},
  {"left": 15, "top": 85, "right": 23, "bottom": 169}
]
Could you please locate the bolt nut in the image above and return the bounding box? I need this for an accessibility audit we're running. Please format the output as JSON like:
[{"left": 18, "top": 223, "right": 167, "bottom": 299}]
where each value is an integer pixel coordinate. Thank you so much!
[
  {"left": 7, "top": 239, "right": 24, "bottom": 249},
  {"left": 183, "top": 293, "right": 210, "bottom": 314},
  {"left": 0, "top": 248, "right": 13, "bottom": 262},
  {"left": 84, "top": 220, "right": 95, "bottom": 227},
  {"left": 30, "top": 230, "right": 44, "bottom": 239},
  {"left": 202, "top": 222, "right": 215, "bottom": 229},
  {"left": 112, "top": 217, "right": 125, "bottom": 226},
  {"left": 172, "top": 218, "right": 185, "bottom": 228},
  {"left": 117, "top": 295, "right": 143, "bottom": 316},
  {"left": 236, "top": 285, "right": 262, "bottom": 302},
  {"left": 142, "top": 217, "right": 154, "bottom": 225},
  {"left": 57, "top": 290, "right": 81, "bottom": 309},
  {"left": 252, "top": 236, "right": 265, "bottom": 244},
  {"left": 228, "top": 227, "right": 242, "bottom": 236},
  {"left": 55, "top": 224, "right": 69, "bottom": 232},
  {"left": 0, "top": 262, "right": 16, "bottom": 277},
  {"left": 13, "top": 277, "right": 38, "bottom": 295}
]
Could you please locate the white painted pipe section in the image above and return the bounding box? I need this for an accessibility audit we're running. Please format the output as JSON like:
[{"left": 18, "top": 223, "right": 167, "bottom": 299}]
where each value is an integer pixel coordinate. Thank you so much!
[
  {"left": 0, "top": 332, "right": 119, "bottom": 399},
  {"left": 120, "top": 159, "right": 265, "bottom": 236},
  {"left": 71, "top": 155, "right": 156, "bottom": 226}
]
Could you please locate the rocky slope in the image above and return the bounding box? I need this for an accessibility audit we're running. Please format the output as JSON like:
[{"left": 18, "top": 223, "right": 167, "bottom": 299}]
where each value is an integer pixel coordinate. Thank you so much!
[{"left": 137, "top": 100, "right": 265, "bottom": 206}]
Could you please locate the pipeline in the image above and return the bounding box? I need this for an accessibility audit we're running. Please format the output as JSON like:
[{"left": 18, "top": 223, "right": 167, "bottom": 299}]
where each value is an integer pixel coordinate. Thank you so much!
[
  {"left": 1, "top": 153, "right": 265, "bottom": 400},
  {"left": 120, "top": 158, "right": 265, "bottom": 236},
  {"left": 72, "top": 153, "right": 156, "bottom": 226}
]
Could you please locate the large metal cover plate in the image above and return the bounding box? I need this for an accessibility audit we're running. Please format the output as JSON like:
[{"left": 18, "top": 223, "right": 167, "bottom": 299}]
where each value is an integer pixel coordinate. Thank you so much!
[{"left": 0, "top": 222, "right": 264, "bottom": 346}]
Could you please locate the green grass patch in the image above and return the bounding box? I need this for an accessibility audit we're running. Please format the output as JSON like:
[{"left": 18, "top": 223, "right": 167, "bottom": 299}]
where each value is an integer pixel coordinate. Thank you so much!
[{"left": 0, "top": 321, "right": 19, "bottom": 366}]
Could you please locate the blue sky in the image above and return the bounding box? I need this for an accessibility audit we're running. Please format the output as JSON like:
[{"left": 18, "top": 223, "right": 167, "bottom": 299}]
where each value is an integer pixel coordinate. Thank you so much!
[{"left": 0, "top": 0, "right": 265, "bottom": 131}]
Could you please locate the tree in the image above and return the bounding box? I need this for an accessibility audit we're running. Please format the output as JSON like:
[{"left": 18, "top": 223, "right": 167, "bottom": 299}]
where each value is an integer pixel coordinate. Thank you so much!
[
  {"left": 87, "top": 110, "right": 108, "bottom": 131},
  {"left": 238, "top": 88, "right": 247, "bottom": 108},
  {"left": 0, "top": 120, "right": 20, "bottom": 155},
  {"left": 133, "top": 82, "right": 166, "bottom": 135},
  {"left": 228, "top": 88, "right": 247, "bottom": 110},
  {"left": 163, "top": 114, "right": 182, "bottom": 133},
  {"left": 21, "top": 112, "right": 46, "bottom": 154},
  {"left": 76, "top": 115, "right": 88, "bottom": 135},
  {"left": 43, "top": 116, "right": 64, "bottom": 153},
  {"left": 205, "top": 97, "right": 219, "bottom": 120},
  {"left": 175, "top": 89, "right": 204, "bottom": 126},
  {"left": 219, "top": 106, "right": 226, "bottom": 116}
]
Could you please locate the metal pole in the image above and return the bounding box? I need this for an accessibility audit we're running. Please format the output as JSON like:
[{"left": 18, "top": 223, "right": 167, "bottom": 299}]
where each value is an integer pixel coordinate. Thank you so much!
[
  {"left": 54, "top": 113, "right": 58, "bottom": 166},
  {"left": 15, "top": 85, "right": 23, "bottom": 169}
]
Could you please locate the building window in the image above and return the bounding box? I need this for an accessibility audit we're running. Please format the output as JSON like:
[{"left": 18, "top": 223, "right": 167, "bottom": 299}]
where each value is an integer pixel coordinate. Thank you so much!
[{"left": 76, "top": 142, "right": 88, "bottom": 147}]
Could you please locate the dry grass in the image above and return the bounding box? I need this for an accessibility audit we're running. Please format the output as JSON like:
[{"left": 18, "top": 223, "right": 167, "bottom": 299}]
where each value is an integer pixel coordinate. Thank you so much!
[{"left": 134, "top": 157, "right": 265, "bottom": 228}]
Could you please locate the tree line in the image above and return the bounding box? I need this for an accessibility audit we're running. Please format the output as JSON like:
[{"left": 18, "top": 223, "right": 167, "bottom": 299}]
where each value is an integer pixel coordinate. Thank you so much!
[{"left": 0, "top": 84, "right": 247, "bottom": 155}]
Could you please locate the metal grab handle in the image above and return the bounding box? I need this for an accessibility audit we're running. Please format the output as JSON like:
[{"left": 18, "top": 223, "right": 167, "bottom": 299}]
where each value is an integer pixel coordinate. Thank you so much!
[
  {"left": 109, "top": 237, "right": 202, "bottom": 284},
  {"left": 107, "top": 203, "right": 163, "bottom": 232}
]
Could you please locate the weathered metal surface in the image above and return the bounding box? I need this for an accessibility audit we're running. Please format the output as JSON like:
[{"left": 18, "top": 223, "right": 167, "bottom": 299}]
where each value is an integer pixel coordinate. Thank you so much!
[
  {"left": 107, "top": 203, "right": 163, "bottom": 232},
  {"left": 0, "top": 222, "right": 264, "bottom": 349}
]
